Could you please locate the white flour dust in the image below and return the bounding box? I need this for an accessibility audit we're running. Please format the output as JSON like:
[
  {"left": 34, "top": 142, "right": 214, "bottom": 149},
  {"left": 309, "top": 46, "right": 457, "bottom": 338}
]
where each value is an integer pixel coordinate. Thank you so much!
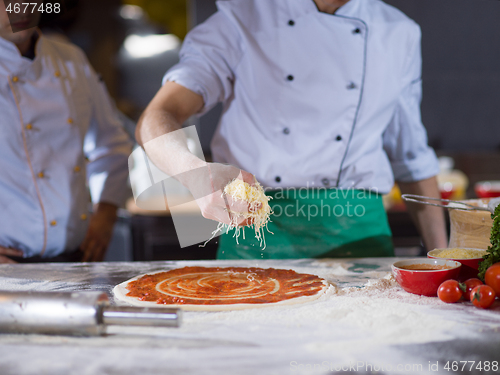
[{"left": 177, "top": 271, "right": 460, "bottom": 350}]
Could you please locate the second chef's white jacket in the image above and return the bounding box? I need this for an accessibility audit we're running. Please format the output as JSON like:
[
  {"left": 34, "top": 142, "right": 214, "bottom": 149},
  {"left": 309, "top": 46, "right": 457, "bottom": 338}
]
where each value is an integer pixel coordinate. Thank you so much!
[{"left": 0, "top": 33, "right": 133, "bottom": 258}]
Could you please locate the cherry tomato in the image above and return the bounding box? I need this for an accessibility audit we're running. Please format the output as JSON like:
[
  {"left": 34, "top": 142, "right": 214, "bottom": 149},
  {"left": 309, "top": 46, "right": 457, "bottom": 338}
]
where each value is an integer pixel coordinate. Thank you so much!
[
  {"left": 471, "top": 285, "right": 496, "bottom": 309},
  {"left": 463, "top": 278, "right": 483, "bottom": 301},
  {"left": 484, "top": 263, "right": 500, "bottom": 296},
  {"left": 437, "top": 280, "right": 463, "bottom": 303}
]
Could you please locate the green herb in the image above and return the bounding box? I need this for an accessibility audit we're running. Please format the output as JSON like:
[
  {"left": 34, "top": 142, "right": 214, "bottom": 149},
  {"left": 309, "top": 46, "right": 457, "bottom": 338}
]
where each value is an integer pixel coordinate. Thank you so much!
[{"left": 478, "top": 203, "right": 500, "bottom": 281}]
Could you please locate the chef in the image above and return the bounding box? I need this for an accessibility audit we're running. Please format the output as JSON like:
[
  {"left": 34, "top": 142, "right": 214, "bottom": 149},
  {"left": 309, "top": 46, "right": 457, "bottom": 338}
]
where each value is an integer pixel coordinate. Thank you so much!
[
  {"left": 136, "top": 0, "right": 447, "bottom": 259},
  {"left": 0, "top": 2, "right": 133, "bottom": 263}
]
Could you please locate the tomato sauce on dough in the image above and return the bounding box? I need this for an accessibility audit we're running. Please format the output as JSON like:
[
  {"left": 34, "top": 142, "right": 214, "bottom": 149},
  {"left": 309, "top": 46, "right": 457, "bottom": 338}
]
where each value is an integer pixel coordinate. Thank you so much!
[{"left": 126, "top": 266, "right": 326, "bottom": 305}]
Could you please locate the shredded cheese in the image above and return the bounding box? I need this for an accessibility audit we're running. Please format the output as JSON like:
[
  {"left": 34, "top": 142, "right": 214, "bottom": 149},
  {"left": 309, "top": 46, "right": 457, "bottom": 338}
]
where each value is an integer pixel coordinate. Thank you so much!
[
  {"left": 205, "top": 179, "right": 273, "bottom": 250},
  {"left": 435, "top": 248, "right": 487, "bottom": 259}
]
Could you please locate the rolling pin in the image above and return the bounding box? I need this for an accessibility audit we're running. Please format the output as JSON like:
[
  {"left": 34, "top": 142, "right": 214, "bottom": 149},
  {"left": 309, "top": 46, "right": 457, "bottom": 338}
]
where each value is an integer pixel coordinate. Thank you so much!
[{"left": 0, "top": 291, "right": 181, "bottom": 336}]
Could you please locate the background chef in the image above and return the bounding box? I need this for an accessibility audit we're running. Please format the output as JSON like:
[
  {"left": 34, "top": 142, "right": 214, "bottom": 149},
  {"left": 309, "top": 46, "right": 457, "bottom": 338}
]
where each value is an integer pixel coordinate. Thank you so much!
[
  {"left": 136, "top": 0, "right": 447, "bottom": 259},
  {"left": 0, "top": 2, "right": 133, "bottom": 263}
]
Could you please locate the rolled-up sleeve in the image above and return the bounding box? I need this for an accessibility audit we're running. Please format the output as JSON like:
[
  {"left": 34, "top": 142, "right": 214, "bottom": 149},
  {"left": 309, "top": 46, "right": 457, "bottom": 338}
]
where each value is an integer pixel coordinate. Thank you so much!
[
  {"left": 163, "top": 10, "right": 243, "bottom": 115},
  {"left": 83, "top": 64, "right": 133, "bottom": 207},
  {"left": 383, "top": 25, "right": 439, "bottom": 183}
]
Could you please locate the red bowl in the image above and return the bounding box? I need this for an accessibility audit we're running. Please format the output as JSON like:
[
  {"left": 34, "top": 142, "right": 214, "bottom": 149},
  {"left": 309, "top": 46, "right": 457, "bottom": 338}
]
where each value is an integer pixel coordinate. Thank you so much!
[
  {"left": 428, "top": 248, "right": 486, "bottom": 281},
  {"left": 475, "top": 181, "right": 500, "bottom": 199},
  {"left": 392, "top": 259, "right": 461, "bottom": 296}
]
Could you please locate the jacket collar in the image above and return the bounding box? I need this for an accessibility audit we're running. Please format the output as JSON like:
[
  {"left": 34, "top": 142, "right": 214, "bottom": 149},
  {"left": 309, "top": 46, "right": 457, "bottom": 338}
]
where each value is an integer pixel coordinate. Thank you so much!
[
  {"left": 0, "top": 29, "right": 44, "bottom": 77},
  {"left": 296, "top": 0, "right": 364, "bottom": 20}
]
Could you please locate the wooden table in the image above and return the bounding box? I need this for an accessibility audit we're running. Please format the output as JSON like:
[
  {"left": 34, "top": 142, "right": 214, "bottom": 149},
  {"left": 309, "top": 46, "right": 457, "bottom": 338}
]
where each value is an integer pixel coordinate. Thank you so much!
[{"left": 126, "top": 196, "right": 219, "bottom": 261}]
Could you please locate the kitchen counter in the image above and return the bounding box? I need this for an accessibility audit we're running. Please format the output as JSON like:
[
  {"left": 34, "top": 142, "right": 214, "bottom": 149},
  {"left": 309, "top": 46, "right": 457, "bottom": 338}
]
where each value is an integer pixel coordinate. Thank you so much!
[{"left": 1, "top": 258, "right": 499, "bottom": 375}]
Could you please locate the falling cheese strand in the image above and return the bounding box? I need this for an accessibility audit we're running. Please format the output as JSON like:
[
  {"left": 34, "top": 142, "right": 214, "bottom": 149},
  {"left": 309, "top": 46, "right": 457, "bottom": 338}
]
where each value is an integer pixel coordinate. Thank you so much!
[
  {"left": 225, "top": 179, "right": 272, "bottom": 243},
  {"left": 206, "top": 179, "right": 273, "bottom": 250}
]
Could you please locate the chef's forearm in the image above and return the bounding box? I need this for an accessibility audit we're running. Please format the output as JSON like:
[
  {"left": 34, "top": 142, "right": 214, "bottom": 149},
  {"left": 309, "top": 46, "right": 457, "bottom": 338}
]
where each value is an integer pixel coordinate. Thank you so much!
[
  {"left": 398, "top": 176, "right": 448, "bottom": 250},
  {"left": 135, "top": 82, "right": 206, "bottom": 182},
  {"left": 137, "top": 108, "right": 205, "bottom": 179},
  {"left": 93, "top": 202, "right": 118, "bottom": 221},
  {"left": 136, "top": 107, "right": 183, "bottom": 146}
]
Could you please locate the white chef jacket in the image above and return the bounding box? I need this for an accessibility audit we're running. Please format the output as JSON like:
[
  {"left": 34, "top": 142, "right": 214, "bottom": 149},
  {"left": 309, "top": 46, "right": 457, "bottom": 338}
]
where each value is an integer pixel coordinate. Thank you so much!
[
  {"left": 0, "top": 33, "right": 133, "bottom": 258},
  {"left": 164, "top": 0, "right": 439, "bottom": 194}
]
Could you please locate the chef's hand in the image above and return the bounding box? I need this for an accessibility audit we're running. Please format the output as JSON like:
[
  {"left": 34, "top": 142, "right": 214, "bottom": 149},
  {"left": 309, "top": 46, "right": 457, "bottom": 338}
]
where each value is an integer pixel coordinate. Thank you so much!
[
  {"left": 80, "top": 202, "right": 118, "bottom": 262},
  {"left": 0, "top": 246, "right": 23, "bottom": 264},
  {"left": 185, "top": 163, "right": 259, "bottom": 227}
]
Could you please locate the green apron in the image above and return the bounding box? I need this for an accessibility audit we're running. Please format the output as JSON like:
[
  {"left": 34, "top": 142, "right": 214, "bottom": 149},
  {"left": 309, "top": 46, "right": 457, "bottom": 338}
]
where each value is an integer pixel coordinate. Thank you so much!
[{"left": 217, "top": 189, "right": 393, "bottom": 259}]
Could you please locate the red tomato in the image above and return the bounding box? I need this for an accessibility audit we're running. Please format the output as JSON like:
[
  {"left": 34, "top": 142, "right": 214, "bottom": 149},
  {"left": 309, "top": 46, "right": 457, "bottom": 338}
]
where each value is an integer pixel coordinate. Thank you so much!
[
  {"left": 471, "top": 285, "right": 496, "bottom": 309},
  {"left": 438, "top": 280, "right": 463, "bottom": 303},
  {"left": 463, "top": 278, "right": 483, "bottom": 301},
  {"left": 485, "top": 263, "right": 500, "bottom": 296}
]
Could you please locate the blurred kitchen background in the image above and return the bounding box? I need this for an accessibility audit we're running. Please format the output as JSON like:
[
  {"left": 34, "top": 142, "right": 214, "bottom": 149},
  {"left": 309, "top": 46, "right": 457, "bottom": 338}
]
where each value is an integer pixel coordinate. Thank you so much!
[{"left": 40, "top": 0, "right": 500, "bottom": 261}]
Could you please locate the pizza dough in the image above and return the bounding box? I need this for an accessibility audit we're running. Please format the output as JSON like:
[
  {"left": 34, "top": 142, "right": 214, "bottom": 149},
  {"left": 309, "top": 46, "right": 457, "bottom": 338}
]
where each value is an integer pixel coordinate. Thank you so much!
[{"left": 113, "top": 266, "right": 329, "bottom": 311}]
